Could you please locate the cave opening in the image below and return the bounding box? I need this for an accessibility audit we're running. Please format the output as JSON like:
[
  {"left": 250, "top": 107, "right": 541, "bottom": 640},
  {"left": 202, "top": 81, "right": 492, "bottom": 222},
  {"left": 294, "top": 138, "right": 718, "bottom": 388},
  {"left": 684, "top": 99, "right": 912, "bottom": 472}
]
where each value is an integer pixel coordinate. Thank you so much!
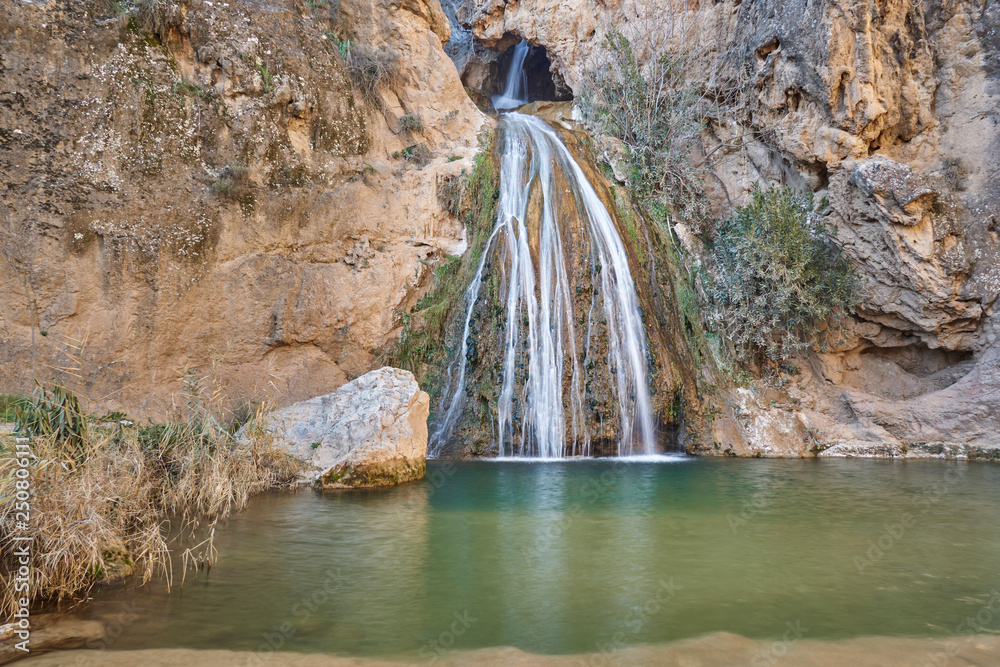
[{"left": 489, "top": 38, "right": 572, "bottom": 107}]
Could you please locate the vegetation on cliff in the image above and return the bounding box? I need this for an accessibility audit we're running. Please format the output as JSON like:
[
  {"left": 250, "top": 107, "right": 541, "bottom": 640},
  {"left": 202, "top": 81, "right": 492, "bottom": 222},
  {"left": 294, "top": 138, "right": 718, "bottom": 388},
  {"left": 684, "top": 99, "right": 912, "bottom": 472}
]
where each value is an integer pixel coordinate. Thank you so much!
[
  {"left": 579, "top": 27, "right": 711, "bottom": 228},
  {"left": 580, "top": 28, "right": 859, "bottom": 378},
  {"left": 384, "top": 132, "right": 500, "bottom": 404},
  {"left": 0, "top": 378, "right": 301, "bottom": 617},
  {"left": 710, "top": 187, "right": 862, "bottom": 364}
]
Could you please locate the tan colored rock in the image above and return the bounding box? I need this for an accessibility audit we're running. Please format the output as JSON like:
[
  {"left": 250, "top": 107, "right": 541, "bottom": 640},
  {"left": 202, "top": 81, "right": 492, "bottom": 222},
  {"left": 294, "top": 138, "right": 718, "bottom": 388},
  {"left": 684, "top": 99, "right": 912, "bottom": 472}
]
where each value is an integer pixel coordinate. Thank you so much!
[
  {"left": 0, "top": 0, "right": 489, "bottom": 416},
  {"left": 259, "top": 367, "right": 429, "bottom": 488},
  {"left": 0, "top": 616, "right": 105, "bottom": 665}
]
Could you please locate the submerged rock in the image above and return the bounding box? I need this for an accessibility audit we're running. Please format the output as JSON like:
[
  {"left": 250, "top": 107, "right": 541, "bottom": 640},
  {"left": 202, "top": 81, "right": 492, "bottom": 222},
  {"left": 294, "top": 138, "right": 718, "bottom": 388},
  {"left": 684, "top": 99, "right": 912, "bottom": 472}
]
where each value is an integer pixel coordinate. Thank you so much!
[
  {"left": 261, "top": 368, "right": 429, "bottom": 489},
  {"left": 0, "top": 616, "right": 104, "bottom": 665}
]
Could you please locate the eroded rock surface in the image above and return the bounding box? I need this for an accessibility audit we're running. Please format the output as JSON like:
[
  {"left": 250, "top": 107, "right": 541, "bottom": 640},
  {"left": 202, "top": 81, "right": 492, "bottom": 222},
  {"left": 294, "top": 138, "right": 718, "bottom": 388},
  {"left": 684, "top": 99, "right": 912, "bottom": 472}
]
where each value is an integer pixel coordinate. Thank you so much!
[
  {"left": 0, "top": 0, "right": 488, "bottom": 416},
  {"left": 450, "top": 0, "right": 1000, "bottom": 456},
  {"left": 260, "top": 367, "right": 429, "bottom": 488}
]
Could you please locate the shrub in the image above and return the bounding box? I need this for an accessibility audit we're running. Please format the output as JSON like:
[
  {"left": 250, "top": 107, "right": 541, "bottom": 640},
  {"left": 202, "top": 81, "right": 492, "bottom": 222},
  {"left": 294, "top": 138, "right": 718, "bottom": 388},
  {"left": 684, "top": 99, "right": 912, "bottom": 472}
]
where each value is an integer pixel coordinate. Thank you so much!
[
  {"left": 14, "top": 384, "right": 90, "bottom": 465},
  {"left": 709, "top": 186, "right": 861, "bottom": 364},
  {"left": 345, "top": 43, "right": 397, "bottom": 109},
  {"left": 398, "top": 113, "right": 424, "bottom": 133},
  {"left": 0, "top": 395, "right": 27, "bottom": 423},
  {"left": 392, "top": 143, "right": 431, "bottom": 167},
  {"left": 579, "top": 27, "right": 710, "bottom": 228},
  {"left": 211, "top": 163, "right": 251, "bottom": 198}
]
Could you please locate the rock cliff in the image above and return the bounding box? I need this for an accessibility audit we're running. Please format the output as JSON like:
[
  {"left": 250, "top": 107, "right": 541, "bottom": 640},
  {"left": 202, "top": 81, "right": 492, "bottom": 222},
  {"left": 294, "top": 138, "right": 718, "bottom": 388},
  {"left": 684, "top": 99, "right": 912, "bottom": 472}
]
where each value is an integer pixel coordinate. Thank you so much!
[
  {"left": 446, "top": 0, "right": 1000, "bottom": 455},
  {"left": 0, "top": 0, "right": 487, "bottom": 416}
]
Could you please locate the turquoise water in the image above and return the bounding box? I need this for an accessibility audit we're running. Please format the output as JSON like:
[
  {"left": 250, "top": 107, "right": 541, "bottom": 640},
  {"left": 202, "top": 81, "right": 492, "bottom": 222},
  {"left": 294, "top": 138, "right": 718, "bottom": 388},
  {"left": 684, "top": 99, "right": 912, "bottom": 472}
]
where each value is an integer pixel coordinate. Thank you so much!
[{"left": 85, "top": 458, "right": 1000, "bottom": 658}]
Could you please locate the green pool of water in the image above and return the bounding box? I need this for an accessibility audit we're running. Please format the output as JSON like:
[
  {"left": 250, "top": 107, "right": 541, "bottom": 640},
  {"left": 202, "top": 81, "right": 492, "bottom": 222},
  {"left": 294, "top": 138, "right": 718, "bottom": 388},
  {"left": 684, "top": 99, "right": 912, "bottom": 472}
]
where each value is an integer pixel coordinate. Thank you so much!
[{"left": 86, "top": 457, "right": 1000, "bottom": 658}]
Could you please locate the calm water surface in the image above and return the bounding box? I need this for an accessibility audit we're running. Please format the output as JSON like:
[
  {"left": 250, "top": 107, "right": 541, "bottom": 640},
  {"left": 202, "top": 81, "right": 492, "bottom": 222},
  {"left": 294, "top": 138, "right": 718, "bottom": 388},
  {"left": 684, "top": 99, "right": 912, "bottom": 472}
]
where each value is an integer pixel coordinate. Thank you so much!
[{"left": 87, "top": 458, "right": 1000, "bottom": 657}]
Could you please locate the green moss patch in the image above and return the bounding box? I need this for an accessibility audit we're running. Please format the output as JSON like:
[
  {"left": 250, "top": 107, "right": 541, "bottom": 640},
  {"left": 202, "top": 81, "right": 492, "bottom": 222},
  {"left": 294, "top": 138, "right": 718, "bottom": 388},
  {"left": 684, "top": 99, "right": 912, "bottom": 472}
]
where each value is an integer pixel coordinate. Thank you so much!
[{"left": 318, "top": 457, "right": 426, "bottom": 489}]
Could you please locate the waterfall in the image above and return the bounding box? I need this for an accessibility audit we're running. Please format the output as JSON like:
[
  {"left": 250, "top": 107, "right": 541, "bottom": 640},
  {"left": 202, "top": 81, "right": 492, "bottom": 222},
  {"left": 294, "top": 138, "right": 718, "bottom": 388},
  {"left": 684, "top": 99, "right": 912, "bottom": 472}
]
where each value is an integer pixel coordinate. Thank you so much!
[
  {"left": 433, "top": 113, "right": 657, "bottom": 458},
  {"left": 492, "top": 40, "right": 530, "bottom": 110}
]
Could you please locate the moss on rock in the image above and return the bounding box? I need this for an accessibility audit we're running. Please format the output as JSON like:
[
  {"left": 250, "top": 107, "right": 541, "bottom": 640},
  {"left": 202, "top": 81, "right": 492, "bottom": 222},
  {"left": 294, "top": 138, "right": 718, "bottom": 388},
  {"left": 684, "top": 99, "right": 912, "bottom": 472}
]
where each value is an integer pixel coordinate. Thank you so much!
[{"left": 318, "top": 457, "right": 426, "bottom": 489}]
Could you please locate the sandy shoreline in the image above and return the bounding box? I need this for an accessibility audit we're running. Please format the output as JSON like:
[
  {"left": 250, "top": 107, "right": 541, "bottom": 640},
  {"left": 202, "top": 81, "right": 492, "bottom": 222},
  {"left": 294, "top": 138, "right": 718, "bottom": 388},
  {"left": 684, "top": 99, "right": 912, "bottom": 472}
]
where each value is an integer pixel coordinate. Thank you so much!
[{"left": 16, "top": 632, "right": 1000, "bottom": 666}]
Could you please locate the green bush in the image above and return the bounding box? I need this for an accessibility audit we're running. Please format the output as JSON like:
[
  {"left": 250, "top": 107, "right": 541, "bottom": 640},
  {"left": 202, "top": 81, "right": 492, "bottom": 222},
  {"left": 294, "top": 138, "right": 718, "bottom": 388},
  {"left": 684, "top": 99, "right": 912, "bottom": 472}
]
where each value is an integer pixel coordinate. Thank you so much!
[
  {"left": 211, "top": 163, "right": 250, "bottom": 198},
  {"left": 463, "top": 133, "right": 499, "bottom": 231},
  {"left": 710, "top": 186, "right": 861, "bottom": 364},
  {"left": 398, "top": 113, "right": 424, "bottom": 133},
  {"left": 14, "top": 384, "right": 90, "bottom": 464},
  {"left": 392, "top": 144, "right": 431, "bottom": 167},
  {"left": 579, "top": 28, "right": 709, "bottom": 228}
]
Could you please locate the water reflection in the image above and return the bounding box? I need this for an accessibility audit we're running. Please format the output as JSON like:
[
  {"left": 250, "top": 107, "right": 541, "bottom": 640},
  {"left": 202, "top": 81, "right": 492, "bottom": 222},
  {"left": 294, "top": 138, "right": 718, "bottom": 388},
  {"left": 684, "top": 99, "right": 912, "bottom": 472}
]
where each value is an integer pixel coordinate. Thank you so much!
[{"left": 82, "top": 459, "right": 1000, "bottom": 658}]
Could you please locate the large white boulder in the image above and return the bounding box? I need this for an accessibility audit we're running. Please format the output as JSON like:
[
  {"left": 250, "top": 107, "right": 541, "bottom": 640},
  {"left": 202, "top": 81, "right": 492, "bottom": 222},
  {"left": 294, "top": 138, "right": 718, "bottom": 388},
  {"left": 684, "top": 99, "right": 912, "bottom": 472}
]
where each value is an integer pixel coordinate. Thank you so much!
[{"left": 263, "top": 367, "right": 430, "bottom": 488}]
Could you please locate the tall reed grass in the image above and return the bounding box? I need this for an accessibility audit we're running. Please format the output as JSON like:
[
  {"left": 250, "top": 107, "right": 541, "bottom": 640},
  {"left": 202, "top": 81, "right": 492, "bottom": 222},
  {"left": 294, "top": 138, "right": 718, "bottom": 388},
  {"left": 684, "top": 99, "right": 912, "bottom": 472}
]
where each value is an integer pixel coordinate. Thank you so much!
[{"left": 0, "top": 380, "right": 302, "bottom": 618}]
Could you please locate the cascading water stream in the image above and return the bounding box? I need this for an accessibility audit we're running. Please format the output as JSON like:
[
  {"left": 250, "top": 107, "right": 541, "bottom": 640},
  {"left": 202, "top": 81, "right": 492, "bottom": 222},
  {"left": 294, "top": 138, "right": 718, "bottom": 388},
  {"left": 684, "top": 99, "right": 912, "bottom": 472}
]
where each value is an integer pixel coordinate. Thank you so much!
[
  {"left": 492, "top": 40, "right": 530, "bottom": 110},
  {"left": 433, "top": 113, "right": 657, "bottom": 458}
]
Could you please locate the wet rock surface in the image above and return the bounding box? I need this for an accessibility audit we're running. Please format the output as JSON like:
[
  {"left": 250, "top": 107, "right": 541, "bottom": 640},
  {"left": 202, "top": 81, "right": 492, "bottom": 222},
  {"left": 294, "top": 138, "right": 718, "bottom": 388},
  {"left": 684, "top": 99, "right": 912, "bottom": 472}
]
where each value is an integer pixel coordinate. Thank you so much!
[{"left": 447, "top": 0, "right": 1000, "bottom": 456}]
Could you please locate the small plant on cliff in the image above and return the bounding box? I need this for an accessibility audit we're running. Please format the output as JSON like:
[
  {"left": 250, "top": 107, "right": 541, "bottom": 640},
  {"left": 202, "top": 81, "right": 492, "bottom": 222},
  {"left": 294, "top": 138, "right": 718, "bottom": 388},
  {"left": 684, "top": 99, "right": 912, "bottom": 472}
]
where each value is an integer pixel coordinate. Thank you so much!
[
  {"left": 709, "top": 186, "right": 861, "bottom": 365},
  {"left": 211, "top": 163, "right": 251, "bottom": 199},
  {"left": 393, "top": 143, "right": 431, "bottom": 167},
  {"left": 258, "top": 64, "right": 275, "bottom": 94},
  {"left": 345, "top": 43, "right": 398, "bottom": 109},
  {"left": 398, "top": 113, "right": 424, "bottom": 133},
  {"left": 579, "top": 26, "right": 711, "bottom": 229}
]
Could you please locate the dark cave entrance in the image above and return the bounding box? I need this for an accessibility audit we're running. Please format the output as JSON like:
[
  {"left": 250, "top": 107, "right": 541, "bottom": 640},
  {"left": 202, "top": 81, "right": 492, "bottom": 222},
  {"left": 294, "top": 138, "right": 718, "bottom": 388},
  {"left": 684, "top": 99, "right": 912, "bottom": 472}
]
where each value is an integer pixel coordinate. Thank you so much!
[{"left": 489, "top": 38, "right": 572, "bottom": 105}]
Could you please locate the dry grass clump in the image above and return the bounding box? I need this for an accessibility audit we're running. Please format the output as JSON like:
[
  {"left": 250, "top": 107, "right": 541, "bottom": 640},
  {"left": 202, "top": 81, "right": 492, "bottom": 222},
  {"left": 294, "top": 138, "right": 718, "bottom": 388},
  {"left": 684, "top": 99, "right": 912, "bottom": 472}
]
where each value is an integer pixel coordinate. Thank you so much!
[
  {"left": 0, "top": 383, "right": 302, "bottom": 618},
  {"left": 344, "top": 43, "right": 398, "bottom": 109}
]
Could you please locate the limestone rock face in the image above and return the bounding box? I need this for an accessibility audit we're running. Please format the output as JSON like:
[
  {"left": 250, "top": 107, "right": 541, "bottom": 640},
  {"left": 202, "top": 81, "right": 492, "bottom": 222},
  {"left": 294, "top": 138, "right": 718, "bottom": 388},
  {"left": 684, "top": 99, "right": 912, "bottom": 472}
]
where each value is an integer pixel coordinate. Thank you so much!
[
  {"left": 450, "top": 0, "right": 1000, "bottom": 456},
  {"left": 0, "top": 0, "right": 488, "bottom": 416},
  {"left": 263, "top": 367, "right": 429, "bottom": 488}
]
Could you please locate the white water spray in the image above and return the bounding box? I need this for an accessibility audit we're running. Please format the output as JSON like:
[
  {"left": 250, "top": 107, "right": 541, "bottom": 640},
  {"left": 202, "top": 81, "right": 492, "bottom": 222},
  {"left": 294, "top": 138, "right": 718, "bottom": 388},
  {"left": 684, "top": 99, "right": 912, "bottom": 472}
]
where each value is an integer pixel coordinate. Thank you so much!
[
  {"left": 433, "top": 113, "right": 656, "bottom": 458},
  {"left": 492, "top": 40, "right": 530, "bottom": 110}
]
